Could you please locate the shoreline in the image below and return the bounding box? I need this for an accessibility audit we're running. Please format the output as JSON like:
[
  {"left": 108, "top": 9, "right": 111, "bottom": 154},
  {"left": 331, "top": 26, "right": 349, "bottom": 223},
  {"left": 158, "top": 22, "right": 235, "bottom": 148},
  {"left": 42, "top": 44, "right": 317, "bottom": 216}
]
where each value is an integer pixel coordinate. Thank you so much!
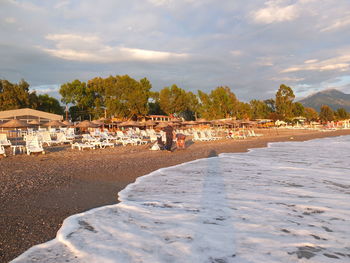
[{"left": 1, "top": 129, "right": 350, "bottom": 262}]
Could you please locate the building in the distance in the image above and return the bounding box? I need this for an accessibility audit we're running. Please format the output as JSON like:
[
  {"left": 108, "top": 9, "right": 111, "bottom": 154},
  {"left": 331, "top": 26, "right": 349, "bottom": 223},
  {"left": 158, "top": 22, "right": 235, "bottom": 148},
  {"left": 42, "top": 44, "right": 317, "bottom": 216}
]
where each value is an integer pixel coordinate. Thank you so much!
[{"left": 0, "top": 108, "right": 63, "bottom": 125}]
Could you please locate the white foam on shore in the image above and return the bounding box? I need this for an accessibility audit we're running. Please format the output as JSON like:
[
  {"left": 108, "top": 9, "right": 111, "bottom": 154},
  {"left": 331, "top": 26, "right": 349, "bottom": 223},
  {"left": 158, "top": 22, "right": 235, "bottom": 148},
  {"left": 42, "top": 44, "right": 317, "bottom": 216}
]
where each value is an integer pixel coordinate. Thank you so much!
[{"left": 12, "top": 136, "right": 350, "bottom": 263}]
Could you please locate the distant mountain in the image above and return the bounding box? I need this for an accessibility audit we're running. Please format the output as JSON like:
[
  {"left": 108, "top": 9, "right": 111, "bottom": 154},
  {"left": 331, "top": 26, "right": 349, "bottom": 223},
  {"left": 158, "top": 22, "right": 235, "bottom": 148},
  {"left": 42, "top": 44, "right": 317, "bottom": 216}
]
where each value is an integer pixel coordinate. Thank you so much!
[{"left": 298, "top": 89, "right": 350, "bottom": 112}]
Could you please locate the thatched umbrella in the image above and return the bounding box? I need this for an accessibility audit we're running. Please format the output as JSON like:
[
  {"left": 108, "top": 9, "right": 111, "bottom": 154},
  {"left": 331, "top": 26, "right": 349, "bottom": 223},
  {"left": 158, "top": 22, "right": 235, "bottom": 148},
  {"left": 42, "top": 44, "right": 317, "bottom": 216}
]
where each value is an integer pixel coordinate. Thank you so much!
[
  {"left": 75, "top": 120, "right": 98, "bottom": 128},
  {"left": 155, "top": 122, "right": 169, "bottom": 129},
  {"left": 28, "top": 119, "right": 40, "bottom": 126},
  {"left": 182, "top": 120, "right": 197, "bottom": 126},
  {"left": 1, "top": 119, "right": 30, "bottom": 145},
  {"left": 145, "top": 120, "right": 157, "bottom": 126},
  {"left": 62, "top": 120, "right": 74, "bottom": 126},
  {"left": 196, "top": 118, "right": 210, "bottom": 124},
  {"left": 118, "top": 120, "right": 140, "bottom": 127},
  {"left": 91, "top": 120, "right": 104, "bottom": 126},
  {"left": 1, "top": 119, "right": 29, "bottom": 128},
  {"left": 44, "top": 120, "right": 66, "bottom": 127}
]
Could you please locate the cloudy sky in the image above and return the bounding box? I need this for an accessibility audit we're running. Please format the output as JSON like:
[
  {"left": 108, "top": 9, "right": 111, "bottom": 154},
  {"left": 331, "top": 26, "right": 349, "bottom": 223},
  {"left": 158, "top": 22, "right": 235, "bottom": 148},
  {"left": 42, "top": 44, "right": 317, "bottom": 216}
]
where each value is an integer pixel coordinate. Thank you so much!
[{"left": 1, "top": 0, "right": 350, "bottom": 101}]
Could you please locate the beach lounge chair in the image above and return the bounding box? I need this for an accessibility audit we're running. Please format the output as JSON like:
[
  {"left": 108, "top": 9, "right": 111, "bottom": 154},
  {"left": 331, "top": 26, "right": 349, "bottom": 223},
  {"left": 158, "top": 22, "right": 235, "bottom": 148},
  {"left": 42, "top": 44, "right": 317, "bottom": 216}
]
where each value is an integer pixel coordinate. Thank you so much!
[
  {"left": 25, "top": 135, "right": 45, "bottom": 155},
  {"left": 208, "top": 130, "right": 222, "bottom": 140},
  {"left": 82, "top": 134, "right": 98, "bottom": 143},
  {"left": 57, "top": 133, "right": 74, "bottom": 144},
  {"left": 0, "top": 134, "right": 12, "bottom": 147},
  {"left": 65, "top": 128, "right": 77, "bottom": 140},
  {"left": 0, "top": 145, "right": 6, "bottom": 157},
  {"left": 193, "top": 132, "right": 210, "bottom": 141},
  {"left": 251, "top": 130, "right": 263, "bottom": 137},
  {"left": 41, "top": 132, "right": 60, "bottom": 146},
  {"left": 71, "top": 142, "right": 96, "bottom": 151}
]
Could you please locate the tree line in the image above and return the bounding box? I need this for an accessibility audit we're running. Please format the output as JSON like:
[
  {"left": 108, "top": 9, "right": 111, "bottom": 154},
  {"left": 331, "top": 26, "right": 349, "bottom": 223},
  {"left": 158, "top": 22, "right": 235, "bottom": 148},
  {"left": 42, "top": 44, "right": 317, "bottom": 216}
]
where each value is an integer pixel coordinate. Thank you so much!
[
  {"left": 1, "top": 77, "right": 349, "bottom": 123},
  {"left": 0, "top": 79, "right": 64, "bottom": 115}
]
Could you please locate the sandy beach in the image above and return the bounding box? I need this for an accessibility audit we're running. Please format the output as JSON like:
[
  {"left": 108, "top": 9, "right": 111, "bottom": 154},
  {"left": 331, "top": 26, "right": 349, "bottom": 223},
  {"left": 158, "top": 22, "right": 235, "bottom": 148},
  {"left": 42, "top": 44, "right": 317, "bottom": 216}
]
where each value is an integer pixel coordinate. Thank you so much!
[{"left": 1, "top": 128, "right": 349, "bottom": 262}]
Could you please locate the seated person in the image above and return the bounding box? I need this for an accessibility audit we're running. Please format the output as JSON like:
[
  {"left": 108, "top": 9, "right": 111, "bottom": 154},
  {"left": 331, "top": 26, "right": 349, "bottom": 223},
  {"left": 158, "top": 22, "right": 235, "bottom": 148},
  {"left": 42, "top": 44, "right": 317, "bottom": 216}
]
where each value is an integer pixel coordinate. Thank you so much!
[{"left": 176, "top": 133, "right": 186, "bottom": 149}]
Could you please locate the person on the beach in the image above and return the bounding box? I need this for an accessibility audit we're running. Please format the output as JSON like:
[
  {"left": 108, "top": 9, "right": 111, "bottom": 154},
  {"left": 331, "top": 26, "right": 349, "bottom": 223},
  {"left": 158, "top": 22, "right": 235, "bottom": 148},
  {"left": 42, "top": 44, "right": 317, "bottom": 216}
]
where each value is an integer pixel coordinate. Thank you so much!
[
  {"left": 176, "top": 133, "right": 186, "bottom": 149},
  {"left": 163, "top": 124, "right": 176, "bottom": 152}
]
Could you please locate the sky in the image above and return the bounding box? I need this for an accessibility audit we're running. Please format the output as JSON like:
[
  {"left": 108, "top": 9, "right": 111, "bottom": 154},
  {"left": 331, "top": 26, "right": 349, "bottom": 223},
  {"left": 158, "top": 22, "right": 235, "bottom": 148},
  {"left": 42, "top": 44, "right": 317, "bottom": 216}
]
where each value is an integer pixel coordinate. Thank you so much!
[{"left": 1, "top": 0, "right": 350, "bottom": 102}]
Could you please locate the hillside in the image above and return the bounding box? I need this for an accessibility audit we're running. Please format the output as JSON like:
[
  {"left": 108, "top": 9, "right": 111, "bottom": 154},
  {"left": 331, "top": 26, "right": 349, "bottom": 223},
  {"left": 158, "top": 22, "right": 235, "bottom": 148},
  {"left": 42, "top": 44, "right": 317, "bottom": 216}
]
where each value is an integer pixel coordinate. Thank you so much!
[{"left": 298, "top": 89, "right": 350, "bottom": 111}]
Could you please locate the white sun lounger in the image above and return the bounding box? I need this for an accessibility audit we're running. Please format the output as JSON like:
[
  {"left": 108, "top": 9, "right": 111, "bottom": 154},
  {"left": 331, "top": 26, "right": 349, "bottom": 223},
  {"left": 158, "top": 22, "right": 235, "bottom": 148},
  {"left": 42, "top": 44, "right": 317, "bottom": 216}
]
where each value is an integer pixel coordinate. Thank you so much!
[
  {"left": 0, "top": 145, "right": 6, "bottom": 157},
  {"left": 71, "top": 142, "right": 96, "bottom": 151},
  {"left": 25, "top": 135, "right": 45, "bottom": 155},
  {"left": 0, "top": 134, "right": 12, "bottom": 147}
]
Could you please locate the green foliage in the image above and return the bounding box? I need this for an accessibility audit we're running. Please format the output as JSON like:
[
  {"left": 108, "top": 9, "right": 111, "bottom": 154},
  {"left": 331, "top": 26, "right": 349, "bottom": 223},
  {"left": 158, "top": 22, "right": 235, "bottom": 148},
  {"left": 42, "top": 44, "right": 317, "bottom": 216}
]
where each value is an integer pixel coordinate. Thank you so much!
[
  {"left": 237, "top": 102, "right": 252, "bottom": 120},
  {"left": 275, "top": 84, "right": 295, "bottom": 119},
  {"left": 264, "top": 99, "right": 276, "bottom": 112},
  {"left": 334, "top": 108, "right": 349, "bottom": 120},
  {"left": 292, "top": 102, "right": 305, "bottom": 117},
  {"left": 37, "top": 94, "right": 64, "bottom": 115},
  {"left": 0, "top": 79, "right": 63, "bottom": 115},
  {"left": 198, "top": 86, "right": 239, "bottom": 120},
  {"left": 319, "top": 105, "right": 334, "bottom": 123},
  {"left": 105, "top": 75, "right": 151, "bottom": 119},
  {"left": 250, "top": 99, "right": 272, "bottom": 119},
  {"left": 0, "top": 79, "right": 31, "bottom": 110},
  {"left": 60, "top": 75, "right": 151, "bottom": 120},
  {"left": 159, "top": 84, "right": 189, "bottom": 116},
  {"left": 304, "top": 107, "right": 319, "bottom": 122}
]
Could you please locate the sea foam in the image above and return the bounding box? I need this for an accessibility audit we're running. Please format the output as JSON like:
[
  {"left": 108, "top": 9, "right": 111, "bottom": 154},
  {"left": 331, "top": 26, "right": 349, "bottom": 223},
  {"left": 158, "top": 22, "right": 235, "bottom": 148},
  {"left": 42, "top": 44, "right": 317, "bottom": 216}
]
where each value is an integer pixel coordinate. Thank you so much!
[{"left": 12, "top": 136, "right": 350, "bottom": 262}]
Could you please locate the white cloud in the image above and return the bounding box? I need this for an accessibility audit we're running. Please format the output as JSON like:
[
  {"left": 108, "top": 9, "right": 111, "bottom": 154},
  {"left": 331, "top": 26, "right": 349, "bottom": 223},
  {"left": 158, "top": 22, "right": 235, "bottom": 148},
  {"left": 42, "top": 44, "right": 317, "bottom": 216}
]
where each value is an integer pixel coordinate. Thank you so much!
[
  {"left": 4, "top": 17, "right": 16, "bottom": 24},
  {"left": 252, "top": 1, "right": 299, "bottom": 24},
  {"left": 320, "top": 15, "right": 350, "bottom": 32},
  {"left": 41, "top": 33, "right": 189, "bottom": 63},
  {"left": 270, "top": 76, "right": 305, "bottom": 82},
  {"left": 304, "top": 59, "right": 318, "bottom": 64},
  {"left": 230, "top": 50, "right": 243, "bottom": 56},
  {"left": 282, "top": 55, "right": 350, "bottom": 73},
  {"left": 255, "top": 57, "right": 274, "bottom": 66}
]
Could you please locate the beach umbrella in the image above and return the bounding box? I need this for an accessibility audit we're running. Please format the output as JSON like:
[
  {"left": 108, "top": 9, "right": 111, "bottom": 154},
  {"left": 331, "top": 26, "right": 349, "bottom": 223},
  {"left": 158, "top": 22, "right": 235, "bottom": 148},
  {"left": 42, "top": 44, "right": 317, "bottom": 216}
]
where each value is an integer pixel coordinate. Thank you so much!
[
  {"left": 144, "top": 120, "right": 157, "bottom": 126},
  {"left": 75, "top": 120, "right": 98, "bottom": 128},
  {"left": 155, "top": 122, "right": 169, "bottom": 129},
  {"left": 1, "top": 119, "right": 29, "bottom": 128},
  {"left": 62, "top": 120, "right": 74, "bottom": 126},
  {"left": 196, "top": 118, "right": 210, "bottom": 124},
  {"left": 1, "top": 119, "right": 29, "bottom": 145},
  {"left": 182, "top": 120, "right": 197, "bottom": 126},
  {"left": 44, "top": 120, "right": 66, "bottom": 127},
  {"left": 91, "top": 120, "right": 104, "bottom": 126},
  {"left": 28, "top": 119, "right": 40, "bottom": 125},
  {"left": 118, "top": 120, "right": 140, "bottom": 127}
]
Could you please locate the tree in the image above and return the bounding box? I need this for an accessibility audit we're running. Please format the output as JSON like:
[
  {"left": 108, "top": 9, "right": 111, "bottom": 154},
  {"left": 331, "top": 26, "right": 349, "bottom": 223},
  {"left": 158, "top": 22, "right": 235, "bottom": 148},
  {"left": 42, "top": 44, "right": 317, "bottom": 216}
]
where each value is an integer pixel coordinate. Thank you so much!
[
  {"left": 237, "top": 102, "right": 252, "bottom": 120},
  {"left": 105, "top": 75, "right": 151, "bottom": 119},
  {"left": 275, "top": 84, "right": 295, "bottom": 120},
  {"left": 334, "top": 108, "right": 349, "bottom": 120},
  {"left": 87, "top": 77, "right": 106, "bottom": 118},
  {"left": 60, "top": 79, "right": 95, "bottom": 120},
  {"left": 250, "top": 99, "right": 272, "bottom": 119},
  {"left": 0, "top": 79, "right": 32, "bottom": 110},
  {"left": 181, "top": 91, "right": 199, "bottom": 120},
  {"left": 319, "top": 105, "right": 334, "bottom": 123},
  {"left": 36, "top": 94, "right": 64, "bottom": 115},
  {"left": 264, "top": 99, "right": 276, "bottom": 112},
  {"left": 159, "top": 84, "right": 188, "bottom": 116},
  {"left": 292, "top": 102, "right": 305, "bottom": 117},
  {"left": 198, "top": 86, "right": 239, "bottom": 120},
  {"left": 304, "top": 107, "right": 319, "bottom": 122},
  {"left": 148, "top": 91, "right": 165, "bottom": 115}
]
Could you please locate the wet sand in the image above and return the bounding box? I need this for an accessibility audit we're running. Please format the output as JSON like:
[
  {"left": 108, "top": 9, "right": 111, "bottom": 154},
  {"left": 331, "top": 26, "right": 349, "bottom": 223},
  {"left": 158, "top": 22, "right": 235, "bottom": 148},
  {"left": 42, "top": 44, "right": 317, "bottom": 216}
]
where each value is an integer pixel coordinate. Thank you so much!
[{"left": 1, "top": 128, "right": 349, "bottom": 262}]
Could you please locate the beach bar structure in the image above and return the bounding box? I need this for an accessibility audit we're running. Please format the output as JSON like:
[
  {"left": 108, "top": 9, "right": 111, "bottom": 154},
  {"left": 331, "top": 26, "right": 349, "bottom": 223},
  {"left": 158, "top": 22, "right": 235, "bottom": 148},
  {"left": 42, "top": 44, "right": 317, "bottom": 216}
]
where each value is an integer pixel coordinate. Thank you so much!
[{"left": 0, "top": 108, "right": 63, "bottom": 126}]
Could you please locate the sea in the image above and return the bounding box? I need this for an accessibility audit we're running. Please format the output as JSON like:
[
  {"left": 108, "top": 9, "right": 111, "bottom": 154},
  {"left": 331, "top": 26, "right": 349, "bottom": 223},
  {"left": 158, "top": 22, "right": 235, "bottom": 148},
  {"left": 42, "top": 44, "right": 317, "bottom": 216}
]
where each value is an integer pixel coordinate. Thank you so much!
[{"left": 12, "top": 135, "right": 350, "bottom": 263}]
